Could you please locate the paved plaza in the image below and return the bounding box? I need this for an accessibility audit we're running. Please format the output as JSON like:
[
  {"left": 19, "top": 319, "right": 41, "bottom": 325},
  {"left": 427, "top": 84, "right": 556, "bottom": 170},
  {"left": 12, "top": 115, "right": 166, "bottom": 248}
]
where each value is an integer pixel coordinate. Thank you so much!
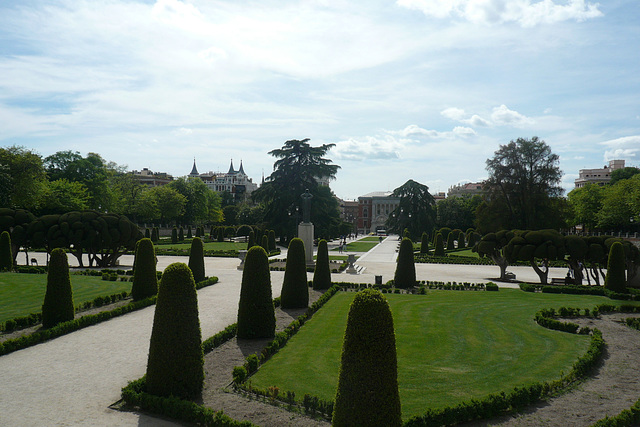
[{"left": 0, "top": 236, "right": 564, "bottom": 426}]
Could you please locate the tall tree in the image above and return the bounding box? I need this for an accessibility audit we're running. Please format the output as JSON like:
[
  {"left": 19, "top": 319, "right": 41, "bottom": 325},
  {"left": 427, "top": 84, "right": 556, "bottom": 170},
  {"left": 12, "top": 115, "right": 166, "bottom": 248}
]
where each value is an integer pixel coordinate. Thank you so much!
[
  {"left": 436, "top": 194, "right": 482, "bottom": 230},
  {"left": 482, "top": 137, "right": 563, "bottom": 230},
  {"left": 610, "top": 167, "right": 640, "bottom": 185},
  {"left": 39, "top": 179, "right": 90, "bottom": 215},
  {"left": 567, "top": 184, "right": 604, "bottom": 231},
  {"left": 168, "top": 177, "right": 222, "bottom": 224},
  {"left": 252, "top": 139, "right": 340, "bottom": 240},
  {"left": 386, "top": 179, "right": 436, "bottom": 239},
  {"left": 0, "top": 146, "right": 47, "bottom": 210},
  {"left": 597, "top": 174, "right": 640, "bottom": 230}
]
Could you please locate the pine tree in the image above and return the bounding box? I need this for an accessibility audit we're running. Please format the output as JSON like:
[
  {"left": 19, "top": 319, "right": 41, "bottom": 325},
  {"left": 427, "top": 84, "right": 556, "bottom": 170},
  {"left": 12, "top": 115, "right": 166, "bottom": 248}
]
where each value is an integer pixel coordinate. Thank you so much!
[
  {"left": 131, "top": 238, "right": 158, "bottom": 301},
  {"left": 146, "top": 262, "right": 203, "bottom": 399},
  {"left": 0, "top": 231, "right": 12, "bottom": 271},
  {"left": 394, "top": 237, "right": 416, "bottom": 288},
  {"left": 188, "top": 237, "right": 205, "bottom": 284},
  {"left": 41, "top": 248, "right": 75, "bottom": 328},
  {"left": 237, "top": 246, "right": 275, "bottom": 338},
  {"left": 332, "top": 289, "right": 401, "bottom": 427},
  {"left": 280, "top": 237, "right": 309, "bottom": 308},
  {"left": 312, "top": 239, "right": 331, "bottom": 290}
]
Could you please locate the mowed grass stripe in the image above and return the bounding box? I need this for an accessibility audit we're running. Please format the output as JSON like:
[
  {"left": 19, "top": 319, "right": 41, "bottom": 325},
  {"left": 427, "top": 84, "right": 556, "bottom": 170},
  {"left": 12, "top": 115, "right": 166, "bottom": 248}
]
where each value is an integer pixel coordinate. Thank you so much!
[
  {"left": 250, "top": 289, "right": 630, "bottom": 419},
  {"left": 0, "top": 273, "right": 131, "bottom": 323}
]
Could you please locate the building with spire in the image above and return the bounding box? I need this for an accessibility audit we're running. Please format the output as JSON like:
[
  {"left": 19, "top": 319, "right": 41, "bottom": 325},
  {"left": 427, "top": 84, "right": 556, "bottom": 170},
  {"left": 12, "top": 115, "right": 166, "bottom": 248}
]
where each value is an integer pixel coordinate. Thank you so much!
[{"left": 189, "top": 159, "right": 258, "bottom": 201}]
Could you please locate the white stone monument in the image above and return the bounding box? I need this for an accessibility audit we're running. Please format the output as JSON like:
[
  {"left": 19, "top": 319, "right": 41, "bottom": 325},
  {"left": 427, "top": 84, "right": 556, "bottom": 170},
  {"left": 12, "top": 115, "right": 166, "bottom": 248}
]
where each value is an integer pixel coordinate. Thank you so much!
[{"left": 299, "top": 189, "right": 315, "bottom": 267}]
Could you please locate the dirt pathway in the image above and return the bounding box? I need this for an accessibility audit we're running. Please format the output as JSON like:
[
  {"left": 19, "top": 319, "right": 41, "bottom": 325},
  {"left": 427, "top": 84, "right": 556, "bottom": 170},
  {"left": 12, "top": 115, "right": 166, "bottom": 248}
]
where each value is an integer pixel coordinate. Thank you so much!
[{"left": 467, "top": 313, "right": 640, "bottom": 427}]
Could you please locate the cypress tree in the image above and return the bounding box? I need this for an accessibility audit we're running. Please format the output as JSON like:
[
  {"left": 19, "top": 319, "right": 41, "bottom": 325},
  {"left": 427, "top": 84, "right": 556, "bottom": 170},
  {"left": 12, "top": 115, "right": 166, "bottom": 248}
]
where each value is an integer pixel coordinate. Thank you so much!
[
  {"left": 605, "top": 241, "right": 627, "bottom": 293},
  {"left": 313, "top": 239, "right": 331, "bottom": 290},
  {"left": 394, "top": 237, "right": 416, "bottom": 288},
  {"left": 0, "top": 231, "right": 12, "bottom": 271},
  {"left": 237, "top": 246, "right": 275, "bottom": 339},
  {"left": 280, "top": 237, "right": 309, "bottom": 309},
  {"left": 446, "top": 232, "right": 455, "bottom": 250},
  {"left": 420, "top": 232, "right": 429, "bottom": 254},
  {"left": 146, "top": 262, "right": 203, "bottom": 399},
  {"left": 434, "top": 232, "right": 445, "bottom": 256},
  {"left": 261, "top": 235, "right": 269, "bottom": 253},
  {"left": 247, "top": 230, "right": 256, "bottom": 249},
  {"left": 332, "top": 289, "right": 401, "bottom": 427},
  {"left": 458, "top": 230, "right": 466, "bottom": 249},
  {"left": 145, "top": 228, "right": 150, "bottom": 239},
  {"left": 131, "top": 238, "right": 158, "bottom": 301},
  {"left": 187, "top": 225, "right": 192, "bottom": 239},
  {"left": 171, "top": 227, "right": 178, "bottom": 244},
  {"left": 41, "top": 248, "right": 75, "bottom": 328},
  {"left": 268, "top": 229, "right": 276, "bottom": 252},
  {"left": 188, "top": 237, "right": 206, "bottom": 284},
  {"left": 179, "top": 227, "right": 185, "bottom": 241}
]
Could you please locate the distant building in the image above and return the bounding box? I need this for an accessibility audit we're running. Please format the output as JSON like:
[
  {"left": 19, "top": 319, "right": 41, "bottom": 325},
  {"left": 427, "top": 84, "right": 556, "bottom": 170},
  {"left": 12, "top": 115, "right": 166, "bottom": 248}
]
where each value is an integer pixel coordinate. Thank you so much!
[
  {"left": 131, "top": 168, "right": 174, "bottom": 186},
  {"left": 357, "top": 191, "right": 400, "bottom": 235},
  {"left": 189, "top": 159, "right": 258, "bottom": 201},
  {"left": 433, "top": 191, "right": 446, "bottom": 202},
  {"left": 447, "top": 182, "right": 485, "bottom": 198},
  {"left": 575, "top": 160, "right": 625, "bottom": 188},
  {"left": 339, "top": 199, "right": 359, "bottom": 231}
]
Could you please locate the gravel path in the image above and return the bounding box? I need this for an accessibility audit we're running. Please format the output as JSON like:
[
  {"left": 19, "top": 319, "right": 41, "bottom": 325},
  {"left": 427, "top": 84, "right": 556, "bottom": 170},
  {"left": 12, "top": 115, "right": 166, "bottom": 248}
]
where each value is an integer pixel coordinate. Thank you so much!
[{"left": 467, "top": 313, "right": 640, "bottom": 427}]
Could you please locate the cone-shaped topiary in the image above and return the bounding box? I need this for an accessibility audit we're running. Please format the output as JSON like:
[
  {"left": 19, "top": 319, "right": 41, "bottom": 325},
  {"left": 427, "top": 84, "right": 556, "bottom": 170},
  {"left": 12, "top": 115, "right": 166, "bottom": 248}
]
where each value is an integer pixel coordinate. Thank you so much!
[
  {"left": 313, "top": 239, "right": 331, "bottom": 290},
  {"left": 403, "top": 228, "right": 410, "bottom": 239},
  {"left": 237, "top": 246, "right": 275, "bottom": 339},
  {"left": 0, "top": 231, "right": 12, "bottom": 271},
  {"left": 188, "top": 237, "right": 206, "bottom": 284},
  {"left": 145, "top": 228, "right": 150, "bottom": 239},
  {"left": 394, "top": 237, "right": 416, "bottom": 288},
  {"left": 458, "top": 230, "right": 466, "bottom": 248},
  {"left": 247, "top": 230, "right": 256, "bottom": 249},
  {"left": 268, "top": 229, "right": 276, "bottom": 252},
  {"left": 131, "top": 238, "right": 158, "bottom": 301},
  {"left": 179, "top": 227, "right": 184, "bottom": 241},
  {"left": 434, "top": 232, "right": 445, "bottom": 256},
  {"left": 446, "top": 232, "right": 455, "bottom": 250},
  {"left": 420, "top": 232, "right": 429, "bottom": 254},
  {"left": 261, "top": 235, "right": 269, "bottom": 253},
  {"left": 41, "top": 248, "right": 75, "bottom": 328},
  {"left": 187, "top": 225, "right": 192, "bottom": 239},
  {"left": 217, "top": 226, "right": 224, "bottom": 242},
  {"left": 281, "top": 237, "right": 309, "bottom": 308},
  {"left": 605, "top": 241, "right": 627, "bottom": 293},
  {"left": 171, "top": 227, "right": 178, "bottom": 244},
  {"left": 332, "top": 289, "right": 401, "bottom": 427},
  {"left": 146, "top": 262, "right": 203, "bottom": 399}
]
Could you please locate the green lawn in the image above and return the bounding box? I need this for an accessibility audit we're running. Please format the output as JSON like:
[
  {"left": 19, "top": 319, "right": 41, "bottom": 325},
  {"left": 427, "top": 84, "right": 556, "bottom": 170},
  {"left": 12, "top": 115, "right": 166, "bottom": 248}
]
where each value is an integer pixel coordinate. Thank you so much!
[
  {"left": 332, "top": 240, "right": 379, "bottom": 252},
  {"left": 448, "top": 248, "right": 480, "bottom": 258},
  {"left": 359, "top": 236, "right": 382, "bottom": 242},
  {"left": 0, "top": 273, "right": 132, "bottom": 323},
  {"left": 155, "top": 241, "right": 247, "bottom": 251},
  {"left": 250, "top": 289, "right": 632, "bottom": 419}
]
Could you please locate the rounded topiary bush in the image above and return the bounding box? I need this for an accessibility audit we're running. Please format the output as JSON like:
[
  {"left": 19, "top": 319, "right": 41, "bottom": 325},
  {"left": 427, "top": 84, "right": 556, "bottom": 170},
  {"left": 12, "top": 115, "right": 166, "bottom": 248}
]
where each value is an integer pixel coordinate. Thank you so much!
[
  {"left": 434, "top": 232, "right": 445, "bottom": 256},
  {"left": 605, "top": 241, "right": 627, "bottom": 293},
  {"left": 131, "top": 238, "right": 158, "bottom": 301},
  {"left": 237, "top": 246, "right": 275, "bottom": 339},
  {"left": 41, "top": 248, "right": 75, "bottom": 328},
  {"left": 394, "top": 237, "right": 416, "bottom": 289},
  {"left": 146, "top": 262, "right": 203, "bottom": 400},
  {"left": 332, "top": 288, "right": 401, "bottom": 427},
  {"left": 0, "top": 230, "right": 12, "bottom": 271},
  {"left": 188, "top": 237, "right": 205, "bottom": 284},
  {"left": 281, "top": 237, "right": 309, "bottom": 309},
  {"left": 420, "top": 232, "right": 429, "bottom": 254},
  {"left": 312, "top": 239, "right": 331, "bottom": 290}
]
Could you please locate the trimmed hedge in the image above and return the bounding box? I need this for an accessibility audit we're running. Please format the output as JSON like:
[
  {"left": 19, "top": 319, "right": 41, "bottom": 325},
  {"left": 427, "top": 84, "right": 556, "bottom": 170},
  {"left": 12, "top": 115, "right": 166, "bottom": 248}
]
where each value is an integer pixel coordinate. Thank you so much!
[
  {"left": 41, "top": 248, "right": 75, "bottom": 328},
  {"left": 237, "top": 246, "right": 275, "bottom": 339},
  {"left": 280, "top": 238, "right": 309, "bottom": 309},
  {"left": 146, "top": 262, "right": 203, "bottom": 400},
  {"left": 312, "top": 239, "right": 331, "bottom": 291},
  {"left": 333, "top": 289, "right": 401, "bottom": 427},
  {"left": 0, "top": 230, "right": 12, "bottom": 271},
  {"left": 188, "top": 237, "right": 206, "bottom": 284},
  {"left": 394, "top": 237, "right": 416, "bottom": 289},
  {"left": 131, "top": 238, "right": 158, "bottom": 301}
]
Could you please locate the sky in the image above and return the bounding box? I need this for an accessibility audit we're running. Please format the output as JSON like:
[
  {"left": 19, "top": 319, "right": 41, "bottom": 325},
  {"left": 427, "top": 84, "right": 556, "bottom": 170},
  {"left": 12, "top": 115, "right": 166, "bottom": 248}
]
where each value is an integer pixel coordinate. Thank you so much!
[{"left": 1, "top": 0, "right": 639, "bottom": 201}]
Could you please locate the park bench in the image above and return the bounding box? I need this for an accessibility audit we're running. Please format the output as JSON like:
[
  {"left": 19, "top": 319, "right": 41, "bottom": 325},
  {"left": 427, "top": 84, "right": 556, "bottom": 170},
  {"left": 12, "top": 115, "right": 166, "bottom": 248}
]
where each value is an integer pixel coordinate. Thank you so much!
[{"left": 550, "top": 278, "right": 566, "bottom": 285}]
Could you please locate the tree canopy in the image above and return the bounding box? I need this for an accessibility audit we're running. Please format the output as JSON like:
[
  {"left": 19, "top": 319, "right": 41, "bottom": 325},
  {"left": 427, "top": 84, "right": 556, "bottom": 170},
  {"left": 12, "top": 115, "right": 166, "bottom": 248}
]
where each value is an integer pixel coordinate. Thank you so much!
[{"left": 386, "top": 179, "right": 436, "bottom": 238}]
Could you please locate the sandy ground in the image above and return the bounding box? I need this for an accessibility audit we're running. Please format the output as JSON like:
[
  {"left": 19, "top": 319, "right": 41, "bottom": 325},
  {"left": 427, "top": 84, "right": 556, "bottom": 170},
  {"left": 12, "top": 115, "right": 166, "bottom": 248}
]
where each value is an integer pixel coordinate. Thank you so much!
[{"left": 1, "top": 236, "right": 636, "bottom": 426}]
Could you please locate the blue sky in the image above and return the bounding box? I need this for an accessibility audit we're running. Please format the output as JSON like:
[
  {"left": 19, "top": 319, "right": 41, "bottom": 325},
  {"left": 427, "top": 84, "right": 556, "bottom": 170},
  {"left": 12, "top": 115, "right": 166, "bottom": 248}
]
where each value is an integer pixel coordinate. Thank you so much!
[{"left": 1, "top": 0, "right": 638, "bottom": 200}]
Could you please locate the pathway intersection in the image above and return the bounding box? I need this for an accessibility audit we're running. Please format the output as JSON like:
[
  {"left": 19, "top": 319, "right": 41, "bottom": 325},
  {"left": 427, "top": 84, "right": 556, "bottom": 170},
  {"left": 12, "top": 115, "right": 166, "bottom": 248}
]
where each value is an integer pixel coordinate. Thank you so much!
[{"left": 0, "top": 236, "right": 623, "bottom": 426}]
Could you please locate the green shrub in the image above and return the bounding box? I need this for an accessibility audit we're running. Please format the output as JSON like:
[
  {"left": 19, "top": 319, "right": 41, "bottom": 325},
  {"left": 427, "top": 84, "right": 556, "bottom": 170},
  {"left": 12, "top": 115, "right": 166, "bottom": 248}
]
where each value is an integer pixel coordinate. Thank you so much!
[
  {"left": 394, "top": 237, "right": 416, "bottom": 289},
  {"left": 268, "top": 229, "right": 276, "bottom": 252},
  {"left": 232, "top": 366, "right": 248, "bottom": 384},
  {"left": 438, "top": 227, "right": 452, "bottom": 242},
  {"left": 145, "top": 228, "right": 150, "bottom": 239},
  {"left": 485, "top": 282, "right": 499, "bottom": 291},
  {"left": 280, "top": 238, "right": 309, "bottom": 309},
  {"left": 458, "top": 230, "right": 466, "bottom": 248},
  {"left": 247, "top": 230, "right": 255, "bottom": 249},
  {"left": 0, "top": 231, "right": 12, "bottom": 271},
  {"left": 179, "top": 227, "right": 184, "bottom": 241},
  {"left": 146, "top": 262, "right": 203, "bottom": 400},
  {"left": 41, "top": 248, "right": 75, "bottom": 328},
  {"left": 151, "top": 227, "right": 159, "bottom": 243},
  {"left": 171, "top": 227, "right": 178, "bottom": 244},
  {"left": 312, "top": 239, "right": 331, "bottom": 290},
  {"left": 332, "top": 289, "right": 401, "bottom": 427},
  {"left": 261, "top": 235, "right": 269, "bottom": 252},
  {"left": 188, "top": 237, "right": 205, "bottom": 284},
  {"left": 187, "top": 225, "right": 192, "bottom": 239},
  {"left": 237, "top": 246, "right": 275, "bottom": 339},
  {"left": 434, "top": 232, "right": 445, "bottom": 256},
  {"left": 446, "top": 232, "right": 456, "bottom": 250},
  {"left": 605, "top": 241, "right": 627, "bottom": 293},
  {"left": 131, "top": 238, "right": 158, "bottom": 301},
  {"left": 420, "top": 232, "right": 429, "bottom": 254}
]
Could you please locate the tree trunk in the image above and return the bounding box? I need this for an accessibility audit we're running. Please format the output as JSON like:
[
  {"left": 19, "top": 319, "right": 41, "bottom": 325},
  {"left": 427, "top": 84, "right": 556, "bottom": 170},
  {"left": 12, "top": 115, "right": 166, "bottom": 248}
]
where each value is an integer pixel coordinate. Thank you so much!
[
  {"left": 531, "top": 260, "right": 548, "bottom": 284},
  {"left": 566, "top": 259, "right": 583, "bottom": 285},
  {"left": 490, "top": 254, "right": 508, "bottom": 280}
]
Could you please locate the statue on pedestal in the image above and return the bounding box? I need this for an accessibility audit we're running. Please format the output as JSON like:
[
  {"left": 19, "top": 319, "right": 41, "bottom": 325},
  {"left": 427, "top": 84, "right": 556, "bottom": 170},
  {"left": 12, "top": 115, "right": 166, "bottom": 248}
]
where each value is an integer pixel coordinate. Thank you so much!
[{"left": 301, "top": 189, "right": 313, "bottom": 223}]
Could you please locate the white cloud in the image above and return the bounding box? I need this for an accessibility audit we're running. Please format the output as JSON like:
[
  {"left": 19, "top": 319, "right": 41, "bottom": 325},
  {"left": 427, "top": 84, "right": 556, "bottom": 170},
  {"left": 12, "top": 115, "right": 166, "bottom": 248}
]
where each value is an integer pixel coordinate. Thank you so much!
[
  {"left": 172, "top": 127, "right": 193, "bottom": 136},
  {"left": 395, "top": 125, "right": 441, "bottom": 138},
  {"left": 453, "top": 126, "right": 477, "bottom": 136},
  {"left": 490, "top": 104, "right": 534, "bottom": 126},
  {"left": 466, "top": 114, "right": 491, "bottom": 127},
  {"left": 600, "top": 135, "right": 640, "bottom": 162},
  {"left": 441, "top": 107, "right": 466, "bottom": 121},
  {"left": 333, "top": 135, "right": 406, "bottom": 161},
  {"left": 396, "top": 0, "right": 602, "bottom": 27}
]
